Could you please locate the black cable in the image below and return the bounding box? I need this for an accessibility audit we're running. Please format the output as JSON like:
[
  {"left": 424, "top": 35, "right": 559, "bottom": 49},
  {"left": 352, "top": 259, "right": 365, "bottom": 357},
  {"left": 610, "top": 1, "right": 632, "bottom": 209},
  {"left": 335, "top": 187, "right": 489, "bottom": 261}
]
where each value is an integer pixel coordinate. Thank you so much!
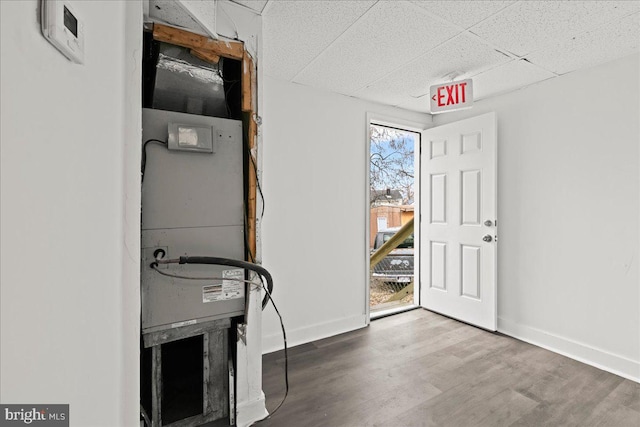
[
  {"left": 150, "top": 255, "right": 289, "bottom": 422},
  {"left": 141, "top": 139, "right": 167, "bottom": 183},
  {"left": 224, "top": 80, "right": 240, "bottom": 118},
  {"left": 150, "top": 264, "right": 261, "bottom": 287},
  {"left": 172, "top": 256, "right": 272, "bottom": 310},
  {"left": 250, "top": 279, "right": 288, "bottom": 425},
  {"left": 243, "top": 208, "right": 256, "bottom": 264},
  {"left": 250, "top": 153, "right": 265, "bottom": 220}
]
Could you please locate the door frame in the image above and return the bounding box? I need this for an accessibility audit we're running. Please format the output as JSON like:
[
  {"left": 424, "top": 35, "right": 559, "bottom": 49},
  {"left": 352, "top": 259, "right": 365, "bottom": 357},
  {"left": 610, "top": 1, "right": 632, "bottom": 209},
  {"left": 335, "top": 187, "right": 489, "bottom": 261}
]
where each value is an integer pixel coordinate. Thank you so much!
[{"left": 364, "top": 112, "right": 432, "bottom": 324}]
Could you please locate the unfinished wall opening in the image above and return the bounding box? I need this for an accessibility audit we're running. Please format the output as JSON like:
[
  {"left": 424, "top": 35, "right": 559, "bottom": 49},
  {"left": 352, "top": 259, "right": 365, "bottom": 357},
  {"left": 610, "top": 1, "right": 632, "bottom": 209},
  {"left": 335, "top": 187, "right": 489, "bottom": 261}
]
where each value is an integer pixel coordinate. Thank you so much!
[
  {"left": 369, "top": 123, "right": 419, "bottom": 318},
  {"left": 139, "top": 23, "right": 258, "bottom": 426}
]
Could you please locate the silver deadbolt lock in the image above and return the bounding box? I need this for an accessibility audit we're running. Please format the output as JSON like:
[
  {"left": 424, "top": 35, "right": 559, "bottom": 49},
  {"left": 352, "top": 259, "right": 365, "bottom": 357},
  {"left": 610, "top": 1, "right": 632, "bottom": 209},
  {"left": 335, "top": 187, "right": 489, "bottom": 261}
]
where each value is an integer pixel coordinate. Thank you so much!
[
  {"left": 484, "top": 220, "right": 493, "bottom": 227},
  {"left": 483, "top": 234, "right": 493, "bottom": 242}
]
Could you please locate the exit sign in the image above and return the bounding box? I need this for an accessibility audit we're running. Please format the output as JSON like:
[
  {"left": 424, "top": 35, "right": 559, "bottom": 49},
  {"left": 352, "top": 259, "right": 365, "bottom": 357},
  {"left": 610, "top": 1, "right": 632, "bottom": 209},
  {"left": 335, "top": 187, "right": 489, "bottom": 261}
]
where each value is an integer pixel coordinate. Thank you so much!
[{"left": 430, "top": 79, "right": 473, "bottom": 114}]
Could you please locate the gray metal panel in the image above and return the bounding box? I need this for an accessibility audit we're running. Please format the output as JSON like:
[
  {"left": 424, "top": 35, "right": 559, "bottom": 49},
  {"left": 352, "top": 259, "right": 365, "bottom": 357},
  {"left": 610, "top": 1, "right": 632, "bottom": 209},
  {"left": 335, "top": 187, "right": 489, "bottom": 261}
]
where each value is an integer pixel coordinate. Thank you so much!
[
  {"left": 142, "top": 226, "right": 245, "bottom": 333},
  {"left": 141, "top": 108, "right": 245, "bottom": 333},
  {"left": 142, "top": 108, "right": 244, "bottom": 230}
]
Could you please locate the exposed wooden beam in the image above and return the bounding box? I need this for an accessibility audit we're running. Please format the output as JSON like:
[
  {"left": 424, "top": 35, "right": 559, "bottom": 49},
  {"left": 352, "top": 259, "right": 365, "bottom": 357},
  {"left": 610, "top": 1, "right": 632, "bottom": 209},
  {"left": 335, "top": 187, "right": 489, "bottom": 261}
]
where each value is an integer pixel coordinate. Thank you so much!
[
  {"left": 241, "top": 51, "right": 253, "bottom": 112},
  {"left": 243, "top": 50, "right": 258, "bottom": 261},
  {"left": 247, "top": 115, "right": 258, "bottom": 261},
  {"left": 190, "top": 48, "right": 220, "bottom": 64},
  {"left": 153, "top": 23, "right": 243, "bottom": 60}
]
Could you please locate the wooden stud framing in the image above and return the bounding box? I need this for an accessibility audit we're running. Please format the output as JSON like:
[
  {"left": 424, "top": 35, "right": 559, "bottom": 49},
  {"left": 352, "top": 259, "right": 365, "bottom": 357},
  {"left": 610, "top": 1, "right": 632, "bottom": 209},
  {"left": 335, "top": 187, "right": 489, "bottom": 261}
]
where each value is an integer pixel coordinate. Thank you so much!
[
  {"left": 153, "top": 23, "right": 243, "bottom": 60},
  {"left": 151, "top": 346, "right": 162, "bottom": 427},
  {"left": 241, "top": 52, "right": 253, "bottom": 112},
  {"left": 242, "top": 50, "right": 258, "bottom": 261},
  {"left": 246, "top": 118, "right": 258, "bottom": 261},
  {"left": 190, "top": 48, "right": 220, "bottom": 64}
]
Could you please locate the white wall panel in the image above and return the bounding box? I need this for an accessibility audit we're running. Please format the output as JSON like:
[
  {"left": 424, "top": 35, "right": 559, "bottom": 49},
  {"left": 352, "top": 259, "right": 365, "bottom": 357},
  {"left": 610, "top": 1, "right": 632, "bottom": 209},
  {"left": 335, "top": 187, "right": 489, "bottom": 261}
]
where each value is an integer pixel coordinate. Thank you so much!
[
  {"left": 0, "top": 1, "right": 142, "bottom": 424},
  {"left": 434, "top": 54, "right": 640, "bottom": 381},
  {"left": 261, "top": 76, "right": 430, "bottom": 352}
]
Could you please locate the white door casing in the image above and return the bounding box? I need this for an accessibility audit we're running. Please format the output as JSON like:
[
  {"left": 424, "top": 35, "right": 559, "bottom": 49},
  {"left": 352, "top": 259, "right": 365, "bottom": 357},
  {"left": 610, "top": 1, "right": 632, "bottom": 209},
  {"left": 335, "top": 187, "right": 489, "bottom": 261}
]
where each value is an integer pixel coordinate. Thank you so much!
[{"left": 420, "top": 112, "right": 497, "bottom": 330}]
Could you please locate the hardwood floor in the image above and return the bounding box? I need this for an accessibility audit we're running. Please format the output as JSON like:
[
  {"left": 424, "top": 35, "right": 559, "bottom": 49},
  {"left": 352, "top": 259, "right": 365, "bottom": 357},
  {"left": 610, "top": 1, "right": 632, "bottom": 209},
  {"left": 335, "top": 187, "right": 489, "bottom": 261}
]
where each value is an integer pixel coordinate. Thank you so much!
[{"left": 260, "top": 309, "right": 640, "bottom": 427}]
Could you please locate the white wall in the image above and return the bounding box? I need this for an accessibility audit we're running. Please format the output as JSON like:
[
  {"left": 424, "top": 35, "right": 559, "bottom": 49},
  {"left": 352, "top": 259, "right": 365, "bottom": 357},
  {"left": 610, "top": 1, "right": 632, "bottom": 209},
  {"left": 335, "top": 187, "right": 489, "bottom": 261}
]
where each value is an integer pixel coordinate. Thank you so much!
[
  {"left": 0, "top": 1, "right": 142, "bottom": 425},
  {"left": 434, "top": 54, "right": 640, "bottom": 381},
  {"left": 261, "top": 77, "right": 431, "bottom": 352}
]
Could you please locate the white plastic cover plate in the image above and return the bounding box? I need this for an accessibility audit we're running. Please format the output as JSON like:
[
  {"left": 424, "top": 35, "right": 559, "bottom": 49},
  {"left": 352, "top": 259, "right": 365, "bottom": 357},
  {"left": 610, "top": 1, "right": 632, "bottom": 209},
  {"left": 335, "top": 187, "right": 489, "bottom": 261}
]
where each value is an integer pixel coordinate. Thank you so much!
[
  {"left": 41, "top": 0, "right": 85, "bottom": 64},
  {"left": 168, "top": 123, "right": 215, "bottom": 153}
]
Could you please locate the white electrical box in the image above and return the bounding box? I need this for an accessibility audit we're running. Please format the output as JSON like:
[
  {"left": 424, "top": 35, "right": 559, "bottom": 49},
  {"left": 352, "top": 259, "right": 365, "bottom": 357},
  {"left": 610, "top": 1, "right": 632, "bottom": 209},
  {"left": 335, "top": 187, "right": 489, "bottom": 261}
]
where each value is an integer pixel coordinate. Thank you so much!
[
  {"left": 168, "top": 123, "right": 215, "bottom": 153},
  {"left": 41, "top": 0, "right": 84, "bottom": 64}
]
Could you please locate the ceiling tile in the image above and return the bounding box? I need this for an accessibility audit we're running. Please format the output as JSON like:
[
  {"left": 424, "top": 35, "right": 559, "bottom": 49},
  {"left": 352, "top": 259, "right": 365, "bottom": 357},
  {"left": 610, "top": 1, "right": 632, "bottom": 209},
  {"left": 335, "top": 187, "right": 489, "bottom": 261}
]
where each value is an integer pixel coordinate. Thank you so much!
[
  {"left": 263, "top": 0, "right": 376, "bottom": 81},
  {"left": 230, "top": 0, "right": 268, "bottom": 13},
  {"left": 356, "top": 33, "right": 512, "bottom": 106},
  {"left": 410, "top": 0, "right": 517, "bottom": 29},
  {"left": 397, "top": 94, "right": 432, "bottom": 113},
  {"left": 470, "top": 1, "right": 640, "bottom": 57},
  {"left": 293, "top": 1, "right": 461, "bottom": 95},
  {"left": 472, "top": 59, "right": 556, "bottom": 101},
  {"left": 526, "top": 12, "right": 640, "bottom": 75}
]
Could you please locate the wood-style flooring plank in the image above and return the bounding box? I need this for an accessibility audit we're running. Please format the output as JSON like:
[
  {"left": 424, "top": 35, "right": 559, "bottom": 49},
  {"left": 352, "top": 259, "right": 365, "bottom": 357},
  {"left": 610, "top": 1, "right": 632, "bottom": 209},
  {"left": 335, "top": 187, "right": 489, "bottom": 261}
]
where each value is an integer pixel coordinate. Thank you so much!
[{"left": 260, "top": 309, "right": 639, "bottom": 427}]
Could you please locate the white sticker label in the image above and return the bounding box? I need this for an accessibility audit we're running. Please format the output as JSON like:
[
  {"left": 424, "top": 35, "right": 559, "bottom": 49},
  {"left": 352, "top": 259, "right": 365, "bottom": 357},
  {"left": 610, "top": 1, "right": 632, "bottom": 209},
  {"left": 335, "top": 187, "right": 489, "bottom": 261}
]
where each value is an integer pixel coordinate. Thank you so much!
[
  {"left": 203, "top": 284, "right": 223, "bottom": 303},
  {"left": 222, "top": 269, "right": 245, "bottom": 299},
  {"left": 202, "top": 269, "right": 245, "bottom": 303},
  {"left": 171, "top": 319, "right": 197, "bottom": 328}
]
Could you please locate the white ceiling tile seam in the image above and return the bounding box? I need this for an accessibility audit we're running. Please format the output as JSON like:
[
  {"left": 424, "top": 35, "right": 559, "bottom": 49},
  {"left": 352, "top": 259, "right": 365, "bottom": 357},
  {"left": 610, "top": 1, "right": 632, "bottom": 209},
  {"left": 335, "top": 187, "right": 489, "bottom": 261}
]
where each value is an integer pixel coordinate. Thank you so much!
[
  {"left": 463, "top": 0, "right": 522, "bottom": 32},
  {"left": 261, "top": 0, "right": 273, "bottom": 15},
  {"left": 227, "top": 0, "right": 263, "bottom": 15},
  {"left": 348, "top": 31, "right": 462, "bottom": 95},
  {"left": 351, "top": 29, "right": 510, "bottom": 97},
  {"left": 291, "top": 1, "right": 463, "bottom": 95},
  {"left": 405, "top": 0, "right": 472, "bottom": 34},
  {"left": 288, "top": 0, "right": 381, "bottom": 83},
  {"left": 261, "top": 0, "right": 640, "bottom": 112},
  {"left": 262, "top": 0, "right": 379, "bottom": 82},
  {"left": 412, "top": 0, "right": 521, "bottom": 31},
  {"left": 340, "top": 0, "right": 480, "bottom": 93}
]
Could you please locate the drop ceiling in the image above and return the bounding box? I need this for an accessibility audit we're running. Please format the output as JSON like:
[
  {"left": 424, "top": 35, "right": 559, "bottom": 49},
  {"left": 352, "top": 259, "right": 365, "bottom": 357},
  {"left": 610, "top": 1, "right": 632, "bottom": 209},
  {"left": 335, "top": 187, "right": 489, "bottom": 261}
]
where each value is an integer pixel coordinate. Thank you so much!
[{"left": 236, "top": 0, "right": 639, "bottom": 114}]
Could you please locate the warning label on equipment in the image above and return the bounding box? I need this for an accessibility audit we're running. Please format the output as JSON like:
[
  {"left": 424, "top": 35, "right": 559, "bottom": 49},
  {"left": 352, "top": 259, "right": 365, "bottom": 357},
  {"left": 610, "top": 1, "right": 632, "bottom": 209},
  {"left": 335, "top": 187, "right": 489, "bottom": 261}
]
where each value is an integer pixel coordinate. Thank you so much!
[
  {"left": 202, "top": 284, "right": 223, "bottom": 303},
  {"left": 222, "top": 269, "right": 245, "bottom": 299},
  {"left": 202, "top": 269, "right": 244, "bottom": 303}
]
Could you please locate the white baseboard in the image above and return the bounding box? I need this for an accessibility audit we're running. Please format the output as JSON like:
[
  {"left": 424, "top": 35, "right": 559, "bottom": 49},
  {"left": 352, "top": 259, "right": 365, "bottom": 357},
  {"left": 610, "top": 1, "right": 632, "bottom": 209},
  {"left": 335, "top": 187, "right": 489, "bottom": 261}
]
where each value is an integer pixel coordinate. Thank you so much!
[
  {"left": 498, "top": 317, "right": 639, "bottom": 383},
  {"left": 262, "top": 314, "right": 367, "bottom": 354},
  {"left": 236, "top": 392, "right": 268, "bottom": 427}
]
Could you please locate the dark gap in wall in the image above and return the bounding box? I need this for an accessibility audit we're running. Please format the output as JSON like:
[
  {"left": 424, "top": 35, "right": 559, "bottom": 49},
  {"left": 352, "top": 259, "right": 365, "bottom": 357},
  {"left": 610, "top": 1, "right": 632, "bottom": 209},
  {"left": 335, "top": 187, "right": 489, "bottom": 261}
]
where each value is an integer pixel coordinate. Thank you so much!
[{"left": 161, "top": 335, "right": 204, "bottom": 424}]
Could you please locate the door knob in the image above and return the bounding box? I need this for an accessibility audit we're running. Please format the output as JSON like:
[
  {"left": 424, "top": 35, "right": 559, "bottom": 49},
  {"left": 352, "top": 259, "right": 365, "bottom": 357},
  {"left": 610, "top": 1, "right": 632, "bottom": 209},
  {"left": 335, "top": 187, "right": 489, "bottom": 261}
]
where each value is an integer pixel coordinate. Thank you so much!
[
  {"left": 482, "top": 234, "right": 493, "bottom": 242},
  {"left": 484, "top": 220, "right": 493, "bottom": 227}
]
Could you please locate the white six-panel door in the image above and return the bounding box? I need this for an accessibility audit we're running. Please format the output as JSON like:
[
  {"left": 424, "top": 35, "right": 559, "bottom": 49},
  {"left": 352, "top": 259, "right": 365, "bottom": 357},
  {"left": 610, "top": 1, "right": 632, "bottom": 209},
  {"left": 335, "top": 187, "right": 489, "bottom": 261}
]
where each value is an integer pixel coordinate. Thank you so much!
[{"left": 419, "top": 112, "right": 497, "bottom": 331}]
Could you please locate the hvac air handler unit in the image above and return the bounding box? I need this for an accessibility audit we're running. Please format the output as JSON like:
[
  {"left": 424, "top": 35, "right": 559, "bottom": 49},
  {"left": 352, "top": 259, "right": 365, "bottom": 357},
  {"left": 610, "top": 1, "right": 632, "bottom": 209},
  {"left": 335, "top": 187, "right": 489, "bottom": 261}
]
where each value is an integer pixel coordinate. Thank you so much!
[{"left": 140, "top": 108, "right": 247, "bottom": 426}]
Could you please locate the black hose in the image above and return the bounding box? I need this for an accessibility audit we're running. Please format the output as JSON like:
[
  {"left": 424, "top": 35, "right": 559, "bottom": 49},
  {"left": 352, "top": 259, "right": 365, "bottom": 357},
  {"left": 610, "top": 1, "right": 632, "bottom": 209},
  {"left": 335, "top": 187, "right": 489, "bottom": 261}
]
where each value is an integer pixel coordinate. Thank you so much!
[{"left": 178, "top": 256, "right": 272, "bottom": 309}]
